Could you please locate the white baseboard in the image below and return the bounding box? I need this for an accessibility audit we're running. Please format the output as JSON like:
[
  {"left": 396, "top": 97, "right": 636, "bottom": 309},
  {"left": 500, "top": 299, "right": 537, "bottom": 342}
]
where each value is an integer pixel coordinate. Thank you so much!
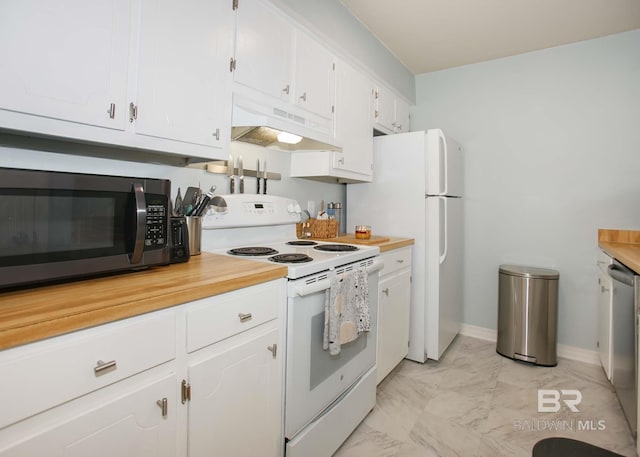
[{"left": 459, "top": 324, "right": 600, "bottom": 366}]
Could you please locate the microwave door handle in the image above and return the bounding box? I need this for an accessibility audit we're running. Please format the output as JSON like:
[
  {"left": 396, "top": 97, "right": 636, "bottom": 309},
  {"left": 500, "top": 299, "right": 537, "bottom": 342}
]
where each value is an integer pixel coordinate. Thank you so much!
[{"left": 130, "top": 183, "right": 146, "bottom": 264}]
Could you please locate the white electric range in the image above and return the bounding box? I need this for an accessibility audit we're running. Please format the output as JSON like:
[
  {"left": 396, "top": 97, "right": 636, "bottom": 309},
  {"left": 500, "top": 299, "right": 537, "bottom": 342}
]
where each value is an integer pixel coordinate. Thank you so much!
[{"left": 201, "top": 194, "right": 383, "bottom": 457}]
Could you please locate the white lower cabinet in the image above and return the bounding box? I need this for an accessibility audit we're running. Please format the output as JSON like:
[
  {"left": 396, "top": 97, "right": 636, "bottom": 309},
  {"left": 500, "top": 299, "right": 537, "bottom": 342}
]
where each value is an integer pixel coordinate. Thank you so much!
[
  {"left": 0, "top": 374, "right": 177, "bottom": 457},
  {"left": 0, "top": 279, "right": 285, "bottom": 457},
  {"left": 187, "top": 328, "right": 282, "bottom": 457},
  {"left": 377, "top": 247, "right": 412, "bottom": 384},
  {"left": 597, "top": 251, "right": 613, "bottom": 381}
]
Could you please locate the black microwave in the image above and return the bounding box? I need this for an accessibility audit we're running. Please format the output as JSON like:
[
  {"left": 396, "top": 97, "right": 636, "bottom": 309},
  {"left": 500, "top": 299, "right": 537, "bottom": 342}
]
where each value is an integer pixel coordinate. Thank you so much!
[{"left": 0, "top": 167, "right": 171, "bottom": 289}]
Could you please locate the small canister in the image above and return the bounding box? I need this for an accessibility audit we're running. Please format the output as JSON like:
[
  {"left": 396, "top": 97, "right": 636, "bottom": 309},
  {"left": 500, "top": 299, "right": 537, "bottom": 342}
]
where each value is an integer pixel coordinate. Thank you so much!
[
  {"left": 355, "top": 225, "right": 371, "bottom": 239},
  {"left": 334, "top": 202, "right": 343, "bottom": 236}
]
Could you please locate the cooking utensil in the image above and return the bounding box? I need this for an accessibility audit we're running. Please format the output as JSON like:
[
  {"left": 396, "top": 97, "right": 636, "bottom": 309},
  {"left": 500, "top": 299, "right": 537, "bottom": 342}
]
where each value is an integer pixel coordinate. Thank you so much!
[
  {"left": 174, "top": 187, "right": 183, "bottom": 216},
  {"left": 263, "top": 159, "right": 267, "bottom": 194},
  {"left": 227, "top": 154, "right": 235, "bottom": 194},
  {"left": 238, "top": 156, "right": 244, "bottom": 193},
  {"left": 256, "top": 159, "right": 260, "bottom": 194},
  {"left": 192, "top": 190, "right": 214, "bottom": 216},
  {"left": 182, "top": 186, "right": 199, "bottom": 216}
]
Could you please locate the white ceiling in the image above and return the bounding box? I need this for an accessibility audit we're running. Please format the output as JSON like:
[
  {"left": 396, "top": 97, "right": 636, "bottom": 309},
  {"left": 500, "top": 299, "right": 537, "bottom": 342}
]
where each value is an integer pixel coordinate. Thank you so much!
[{"left": 339, "top": 0, "right": 640, "bottom": 74}]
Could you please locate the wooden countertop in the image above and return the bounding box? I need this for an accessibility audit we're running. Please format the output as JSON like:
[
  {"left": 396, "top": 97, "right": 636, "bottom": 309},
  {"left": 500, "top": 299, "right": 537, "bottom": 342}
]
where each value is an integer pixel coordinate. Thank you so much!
[
  {"left": 598, "top": 229, "right": 640, "bottom": 274},
  {"left": 0, "top": 253, "right": 288, "bottom": 351},
  {"left": 313, "top": 235, "right": 414, "bottom": 252}
]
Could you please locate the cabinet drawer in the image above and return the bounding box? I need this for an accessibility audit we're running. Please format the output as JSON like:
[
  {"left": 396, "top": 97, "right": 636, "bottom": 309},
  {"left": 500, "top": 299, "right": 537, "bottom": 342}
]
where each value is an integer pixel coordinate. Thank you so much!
[
  {"left": 381, "top": 246, "right": 412, "bottom": 276},
  {"left": 0, "top": 310, "right": 176, "bottom": 429},
  {"left": 186, "top": 280, "right": 283, "bottom": 353}
]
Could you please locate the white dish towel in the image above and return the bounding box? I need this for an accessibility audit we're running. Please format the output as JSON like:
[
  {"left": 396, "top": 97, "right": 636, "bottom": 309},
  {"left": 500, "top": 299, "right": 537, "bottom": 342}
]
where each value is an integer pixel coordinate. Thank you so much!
[{"left": 323, "top": 267, "right": 370, "bottom": 356}]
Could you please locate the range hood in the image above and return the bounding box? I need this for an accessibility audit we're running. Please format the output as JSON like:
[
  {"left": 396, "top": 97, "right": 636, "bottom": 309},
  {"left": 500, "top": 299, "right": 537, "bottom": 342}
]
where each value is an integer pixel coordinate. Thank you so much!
[{"left": 231, "top": 97, "right": 341, "bottom": 151}]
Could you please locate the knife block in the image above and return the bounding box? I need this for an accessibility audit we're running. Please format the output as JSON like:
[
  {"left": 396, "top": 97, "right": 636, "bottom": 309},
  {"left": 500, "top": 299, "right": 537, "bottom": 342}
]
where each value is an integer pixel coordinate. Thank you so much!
[{"left": 296, "top": 218, "right": 338, "bottom": 239}]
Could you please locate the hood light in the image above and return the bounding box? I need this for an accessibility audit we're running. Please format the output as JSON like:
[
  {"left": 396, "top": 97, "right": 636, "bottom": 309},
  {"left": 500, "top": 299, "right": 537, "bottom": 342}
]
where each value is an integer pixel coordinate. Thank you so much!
[{"left": 276, "top": 131, "right": 303, "bottom": 144}]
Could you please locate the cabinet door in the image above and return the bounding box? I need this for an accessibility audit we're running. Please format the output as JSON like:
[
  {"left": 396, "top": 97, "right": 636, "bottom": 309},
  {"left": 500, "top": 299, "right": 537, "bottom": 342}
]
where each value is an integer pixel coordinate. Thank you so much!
[
  {"left": 377, "top": 270, "right": 411, "bottom": 384},
  {"left": 135, "top": 0, "right": 232, "bottom": 152},
  {"left": 373, "top": 85, "right": 396, "bottom": 133},
  {"left": 598, "top": 273, "right": 613, "bottom": 380},
  {"left": 188, "top": 328, "right": 282, "bottom": 457},
  {"left": 394, "top": 98, "right": 411, "bottom": 133},
  {"left": 293, "top": 31, "right": 335, "bottom": 120},
  {"left": 0, "top": 0, "right": 131, "bottom": 130},
  {"left": 234, "top": 0, "right": 293, "bottom": 101},
  {"left": 334, "top": 61, "right": 373, "bottom": 177},
  {"left": 0, "top": 375, "right": 177, "bottom": 457}
]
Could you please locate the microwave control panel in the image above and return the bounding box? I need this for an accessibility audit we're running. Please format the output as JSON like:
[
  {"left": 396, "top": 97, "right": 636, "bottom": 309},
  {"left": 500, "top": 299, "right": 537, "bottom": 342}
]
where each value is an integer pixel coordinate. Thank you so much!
[{"left": 145, "top": 203, "right": 167, "bottom": 247}]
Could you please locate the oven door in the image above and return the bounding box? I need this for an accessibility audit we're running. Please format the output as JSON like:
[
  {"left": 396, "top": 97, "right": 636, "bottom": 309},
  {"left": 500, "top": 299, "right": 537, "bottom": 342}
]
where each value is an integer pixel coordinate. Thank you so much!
[{"left": 284, "top": 257, "right": 382, "bottom": 440}]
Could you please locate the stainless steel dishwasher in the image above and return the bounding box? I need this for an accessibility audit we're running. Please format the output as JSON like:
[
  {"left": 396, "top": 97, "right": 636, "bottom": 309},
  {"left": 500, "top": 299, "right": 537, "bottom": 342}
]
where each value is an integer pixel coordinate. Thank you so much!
[{"left": 608, "top": 260, "right": 638, "bottom": 437}]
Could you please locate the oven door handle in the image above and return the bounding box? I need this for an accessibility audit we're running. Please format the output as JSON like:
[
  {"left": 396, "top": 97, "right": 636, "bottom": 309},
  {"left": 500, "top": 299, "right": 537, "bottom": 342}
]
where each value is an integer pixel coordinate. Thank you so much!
[
  {"left": 294, "top": 258, "right": 385, "bottom": 297},
  {"left": 295, "top": 279, "right": 332, "bottom": 297}
]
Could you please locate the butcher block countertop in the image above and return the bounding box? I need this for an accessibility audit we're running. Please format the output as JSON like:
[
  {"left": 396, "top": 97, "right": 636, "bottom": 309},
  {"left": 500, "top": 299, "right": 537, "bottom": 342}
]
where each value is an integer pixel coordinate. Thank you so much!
[
  {"left": 599, "top": 229, "right": 640, "bottom": 274},
  {"left": 316, "top": 235, "right": 414, "bottom": 252},
  {"left": 0, "top": 253, "right": 288, "bottom": 351}
]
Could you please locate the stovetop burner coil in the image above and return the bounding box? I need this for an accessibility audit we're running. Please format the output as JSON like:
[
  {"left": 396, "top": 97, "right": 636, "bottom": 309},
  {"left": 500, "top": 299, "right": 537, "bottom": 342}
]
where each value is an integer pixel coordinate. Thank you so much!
[
  {"left": 286, "top": 240, "right": 318, "bottom": 246},
  {"left": 313, "top": 244, "right": 359, "bottom": 252},
  {"left": 228, "top": 247, "right": 279, "bottom": 256},
  {"left": 269, "top": 253, "right": 314, "bottom": 264}
]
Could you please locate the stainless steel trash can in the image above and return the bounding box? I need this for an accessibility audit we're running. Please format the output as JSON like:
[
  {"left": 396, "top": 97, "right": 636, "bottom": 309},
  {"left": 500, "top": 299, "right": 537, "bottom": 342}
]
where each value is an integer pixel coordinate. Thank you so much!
[{"left": 496, "top": 265, "right": 559, "bottom": 366}]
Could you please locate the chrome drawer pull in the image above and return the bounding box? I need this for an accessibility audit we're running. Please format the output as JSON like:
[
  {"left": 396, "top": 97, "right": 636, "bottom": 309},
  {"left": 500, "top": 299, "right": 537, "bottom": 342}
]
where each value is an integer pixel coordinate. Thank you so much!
[
  {"left": 267, "top": 344, "right": 277, "bottom": 358},
  {"left": 396, "top": 259, "right": 404, "bottom": 264},
  {"left": 238, "top": 312, "right": 253, "bottom": 323},
  {"left": 156, "top": 398, "right": 168, "bottom": 417},
  {"left": 382, "top": 288, "right": 389, "bottom": 296},
  {"left": 94, "top": 359, "right": 117, "bottom": 376}
]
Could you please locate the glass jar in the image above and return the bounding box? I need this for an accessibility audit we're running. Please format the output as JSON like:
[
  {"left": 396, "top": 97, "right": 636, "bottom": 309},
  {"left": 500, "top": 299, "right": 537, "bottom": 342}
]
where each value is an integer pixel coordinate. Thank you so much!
[{"left": 355, "top": 225, "right": 371, "bottom": 239}]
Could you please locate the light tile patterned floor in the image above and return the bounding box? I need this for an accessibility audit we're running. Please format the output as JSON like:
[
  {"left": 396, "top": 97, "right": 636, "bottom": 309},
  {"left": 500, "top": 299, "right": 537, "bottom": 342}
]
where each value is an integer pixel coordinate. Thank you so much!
[{"left": 333, "top": 335, "right": 637, "bottom": 457}]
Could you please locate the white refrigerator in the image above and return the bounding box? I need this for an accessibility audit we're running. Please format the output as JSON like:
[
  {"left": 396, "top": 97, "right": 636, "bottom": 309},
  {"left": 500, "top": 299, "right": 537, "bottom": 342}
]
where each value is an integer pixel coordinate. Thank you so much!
[{"left": 347, "top": 129, "right": 463, "bottom": 362}]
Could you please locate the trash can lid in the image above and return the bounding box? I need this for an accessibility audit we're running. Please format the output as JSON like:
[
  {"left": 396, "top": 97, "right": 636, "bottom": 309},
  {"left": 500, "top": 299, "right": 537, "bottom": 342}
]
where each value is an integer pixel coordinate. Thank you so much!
[{"left": 499, "top": 264, "right": 559, "bottom": 279}]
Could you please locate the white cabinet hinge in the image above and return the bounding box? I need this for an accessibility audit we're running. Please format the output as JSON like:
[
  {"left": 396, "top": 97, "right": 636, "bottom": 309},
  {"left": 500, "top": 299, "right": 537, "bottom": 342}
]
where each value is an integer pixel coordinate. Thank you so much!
[
  {"left": 230, "top": 57, "right": 236, "bottom": 72},
  {"left": 128, "top": 102, "right": 137, "bottom": 123},
  {"left": 232, "top": 0, "right": 238, "bottom": 10},
  {"left": 181, "top": 379, "right": 191, "bottom": 404}
]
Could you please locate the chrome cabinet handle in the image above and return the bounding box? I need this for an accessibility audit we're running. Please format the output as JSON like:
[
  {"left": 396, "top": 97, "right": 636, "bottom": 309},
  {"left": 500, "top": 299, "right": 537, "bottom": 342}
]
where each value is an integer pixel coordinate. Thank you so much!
[
  {"left": 267, "top": 344, "right": 277, "bottom": 358},
  {"left": 601, "top": 285, "right": 610, "bottom": 293},
  {"left": 382, "top": 288, "right": 389, "bottom": 296},
  {"left": 299, "top": 92, "right": 307, "bottom": 101},
  {"left": 396, "top": 259, "right": 404, "bottom": 264},
  {"left": 282, "top": 85, "right": 290, "bottom": 95},
  {"left": 94, "top": 359, "right": 117, "bottom": 376},
  {"left": 156, "top": 398, "right": 168, "bottom": 417},
  {"left": 238, "top": 312, "right": 252, "bottom": 323},
  {"left": 213, "top": 128, "right": 220, "bottom": 140},
  {"left": 108, "top": 103, "right": 116, "bottom": 119}
]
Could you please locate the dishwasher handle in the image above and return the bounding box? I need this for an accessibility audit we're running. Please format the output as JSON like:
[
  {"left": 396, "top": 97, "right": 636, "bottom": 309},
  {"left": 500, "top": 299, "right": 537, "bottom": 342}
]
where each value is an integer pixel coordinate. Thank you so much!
[{"left": 608, "top": 262, "right": 636, "bottom": 287}]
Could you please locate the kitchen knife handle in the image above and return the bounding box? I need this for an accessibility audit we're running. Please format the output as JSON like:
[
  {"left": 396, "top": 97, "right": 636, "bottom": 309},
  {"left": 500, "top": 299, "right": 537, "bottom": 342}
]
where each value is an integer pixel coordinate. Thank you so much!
[
  {"left": 263, "top": 177, "right": 267, "bottom": 195},
  {"left": 230, "top": 176, "right": 235, "bottom": 194},
  {"left": 239, "top": 177, "right": 244, "bottom": 194}
]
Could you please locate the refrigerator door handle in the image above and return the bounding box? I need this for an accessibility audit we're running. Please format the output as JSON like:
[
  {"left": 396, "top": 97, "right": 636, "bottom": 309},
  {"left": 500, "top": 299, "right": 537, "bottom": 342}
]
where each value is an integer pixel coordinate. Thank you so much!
[
  {"left": 439, "top": 197, "right": 448, "bottom": 265},
  {"left": 438, "top": 129, "right": 449, "bottom": 196}
]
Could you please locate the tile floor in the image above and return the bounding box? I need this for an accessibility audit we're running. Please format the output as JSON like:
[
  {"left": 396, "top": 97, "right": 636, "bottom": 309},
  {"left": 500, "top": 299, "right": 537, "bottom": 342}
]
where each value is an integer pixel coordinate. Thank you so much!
[{"left": 333, "top": 335, "right": 637, "bottom": 457}]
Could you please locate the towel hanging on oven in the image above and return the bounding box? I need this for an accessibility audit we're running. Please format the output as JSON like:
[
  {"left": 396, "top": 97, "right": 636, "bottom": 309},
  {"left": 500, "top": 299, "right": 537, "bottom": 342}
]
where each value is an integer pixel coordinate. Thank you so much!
[{"left": 323, "top": 267, "right": 370, "bottom": 355}]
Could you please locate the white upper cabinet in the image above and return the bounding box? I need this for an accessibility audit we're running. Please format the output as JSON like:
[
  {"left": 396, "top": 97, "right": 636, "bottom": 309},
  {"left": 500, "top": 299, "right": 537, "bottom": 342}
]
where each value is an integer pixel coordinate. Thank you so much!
[
  {"left": 293, "top": 30, "right": 335, "bottom": 120},
  {"left": 373, "top": 83, "right": 411, "bottom": 134},
  {"left": 135, "top": 0, "right": 233, "bottom": 151},
  {"left": 0, "top": 0, "right": 131, "bottom": 130},
  {"left": 0, "top": 0, "right": 232, "bottom": 162},
  {"left": 232, "top": 0, "right": 336, "bottom": 144},
  {"left": 233, "top": 0, "right": 293, "bottom": 102},
  {"left": 333, "top": 60, "right": 373, "bottom": 179}
]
